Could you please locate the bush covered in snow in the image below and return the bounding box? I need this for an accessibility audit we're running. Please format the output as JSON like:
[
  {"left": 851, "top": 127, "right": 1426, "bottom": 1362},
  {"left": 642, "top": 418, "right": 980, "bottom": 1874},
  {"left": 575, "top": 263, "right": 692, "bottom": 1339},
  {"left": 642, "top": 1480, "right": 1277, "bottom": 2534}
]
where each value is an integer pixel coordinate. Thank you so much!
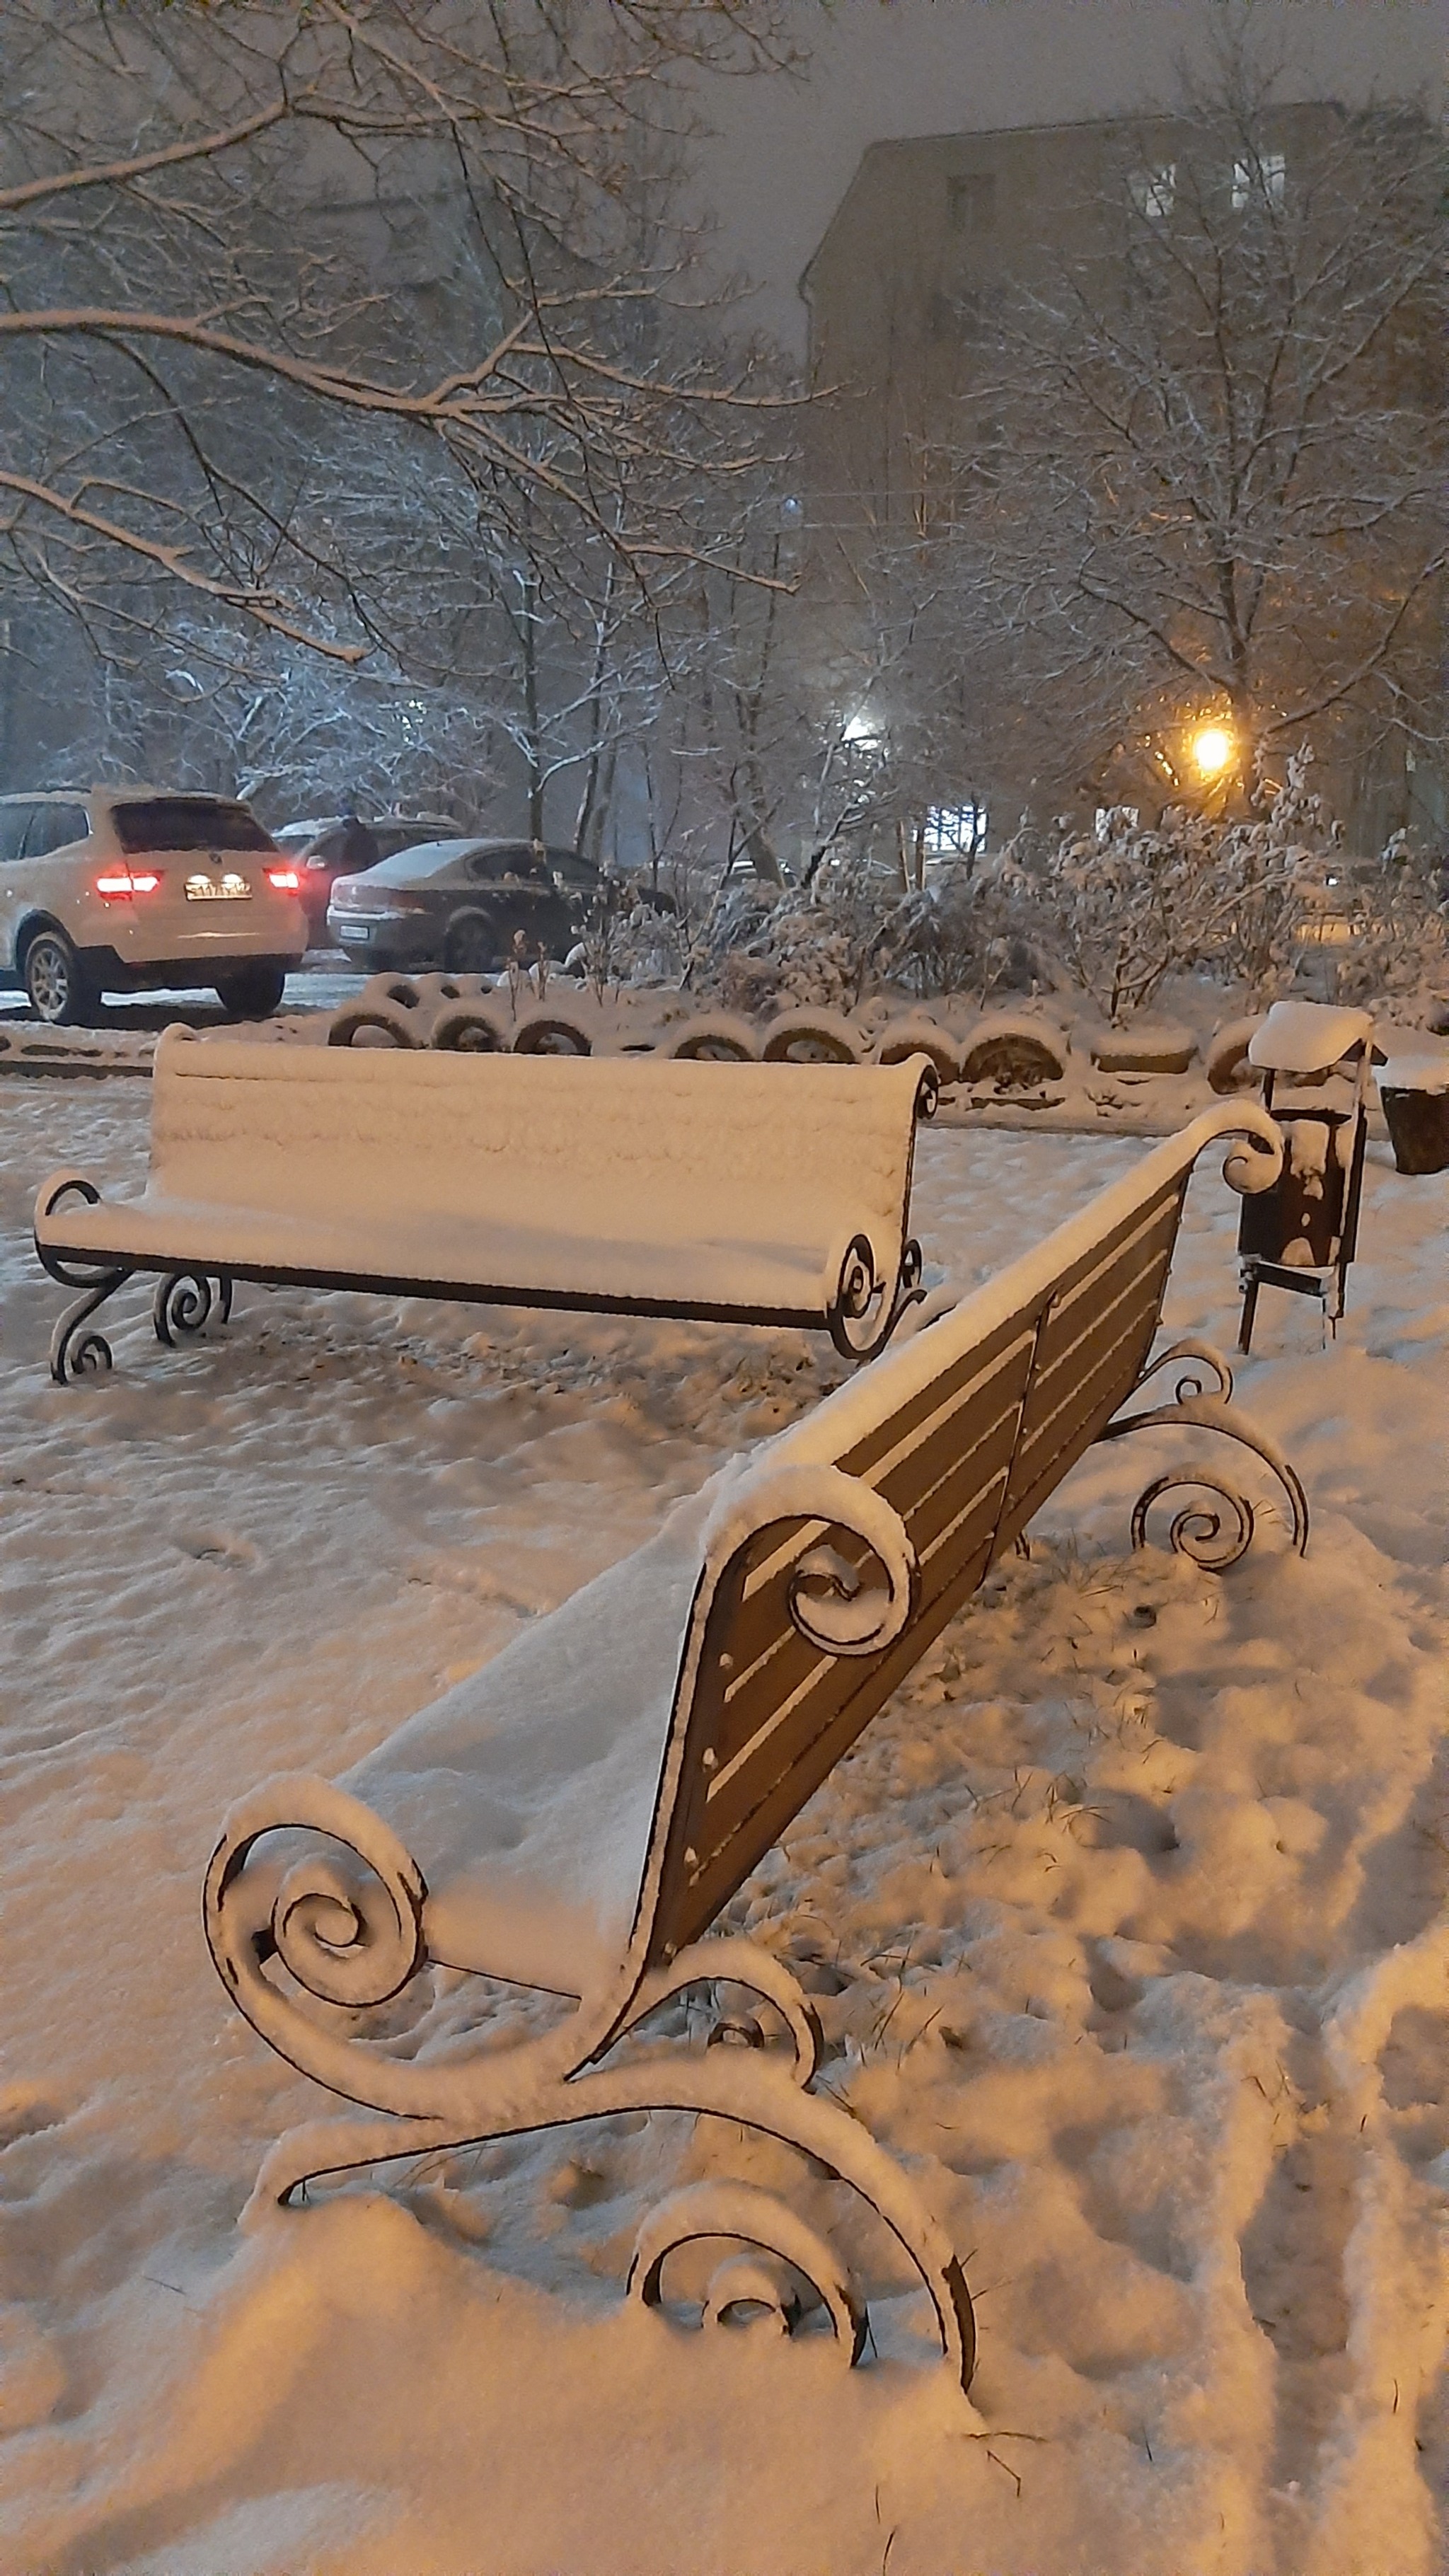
[
  {"left": 686, "top": 858, "right": 1035, "bottom": 1016},
  {"left": 580, "top": 753, "right": 1444, "bottom": 1034},
  {"left": 1001, "top": 753, "right": 1446, "bottom": 1026}
]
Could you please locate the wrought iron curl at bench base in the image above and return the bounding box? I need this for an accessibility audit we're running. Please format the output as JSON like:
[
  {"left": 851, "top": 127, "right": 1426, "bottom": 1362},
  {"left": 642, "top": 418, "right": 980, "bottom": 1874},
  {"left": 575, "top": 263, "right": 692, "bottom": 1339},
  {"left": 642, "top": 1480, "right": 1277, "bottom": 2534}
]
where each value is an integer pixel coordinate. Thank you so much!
[
  {"left": 35, "top": 1174, "right": 134, "bottom": 1382},
  {"left": 204, "top": 1788, "right": 974, "bottom": 2391},
  {"left": 154, "top": 1268, "right": 234, "bottom": 1349},
  {"left": 826, "top": 1063, "right": 937, "bottom": 1362},
  {"left": 1095, "top": 1336, "right": 1310, "bottom": 1567},
  {"left": 36, "top": 1176, "right": 236, "bottom": 1384}
]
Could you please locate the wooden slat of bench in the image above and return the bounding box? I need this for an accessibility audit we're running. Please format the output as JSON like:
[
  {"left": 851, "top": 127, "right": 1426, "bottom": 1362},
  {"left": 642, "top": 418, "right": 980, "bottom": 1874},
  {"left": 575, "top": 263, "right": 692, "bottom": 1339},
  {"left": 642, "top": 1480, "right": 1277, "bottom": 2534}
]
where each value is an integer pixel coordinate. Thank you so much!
[
  {"left": 993, "top": 1188, "right": 1182, "bottom": 1550},
  {"left": 656, "top": 1495, "right": 1024, "bottom": 1957},
  {"left": 703, "top": 1325, "right": 1039, "bottom": 1762},
  {"left": 652, "top": 1324, "right": 1039, "bottom": 1954},
  {"left": 698, "top": 1450, "right": 1017, "bottom": 1869},
  {"left": 648, "top": 1184, "right": 1196, "bottom": 1959}
]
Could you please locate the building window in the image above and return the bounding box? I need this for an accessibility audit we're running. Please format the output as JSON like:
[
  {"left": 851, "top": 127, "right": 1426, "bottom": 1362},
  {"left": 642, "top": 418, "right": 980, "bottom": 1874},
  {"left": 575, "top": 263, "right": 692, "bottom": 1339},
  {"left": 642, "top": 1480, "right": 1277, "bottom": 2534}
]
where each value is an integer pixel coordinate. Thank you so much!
[
  {"left": 1232, "top": 151, "right": 1286, "bottom": 209},
  {"left": 924, "top": 802, "right": 988, "bottom": 860},
  {"left": 947, "top": 173, "right": 997, "bottom": 236},
  {"left": 1130, "top": 164, "right": 1176, "bottom": 221}
]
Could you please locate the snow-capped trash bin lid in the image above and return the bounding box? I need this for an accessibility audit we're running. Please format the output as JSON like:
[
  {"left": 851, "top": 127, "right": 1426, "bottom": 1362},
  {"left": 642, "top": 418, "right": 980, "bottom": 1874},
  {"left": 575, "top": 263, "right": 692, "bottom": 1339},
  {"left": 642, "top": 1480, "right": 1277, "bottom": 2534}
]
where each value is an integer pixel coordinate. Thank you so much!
[
  {"left": 1376, "top": 1052, "right": 1449, "bottom": 1097},
  {"left": 1247, "top": 1000, "right": 1375, "bottom": 1075}
]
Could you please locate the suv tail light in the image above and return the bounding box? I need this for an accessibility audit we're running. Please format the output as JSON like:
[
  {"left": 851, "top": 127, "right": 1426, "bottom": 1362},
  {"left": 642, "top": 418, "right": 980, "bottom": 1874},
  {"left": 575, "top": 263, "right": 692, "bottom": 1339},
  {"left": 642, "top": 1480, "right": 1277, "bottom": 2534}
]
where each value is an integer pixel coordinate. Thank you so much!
[
  {"left": 264, "top": 865, "right": 301, "bottom": 891},
  {"left": 95, "top": 870, "right": 161, "bottom": 899}
]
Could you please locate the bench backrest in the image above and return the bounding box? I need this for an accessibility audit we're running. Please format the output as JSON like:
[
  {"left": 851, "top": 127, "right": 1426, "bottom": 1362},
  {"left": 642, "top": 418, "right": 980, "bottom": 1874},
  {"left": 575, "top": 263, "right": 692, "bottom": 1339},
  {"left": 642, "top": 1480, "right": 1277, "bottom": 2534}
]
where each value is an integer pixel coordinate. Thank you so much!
[
  {"left": 633, "top": 1103, "right": 1281, "bottom": 1974},
  {"left": 148, "top": 1029, "right": 926, "bottom": 1288}
]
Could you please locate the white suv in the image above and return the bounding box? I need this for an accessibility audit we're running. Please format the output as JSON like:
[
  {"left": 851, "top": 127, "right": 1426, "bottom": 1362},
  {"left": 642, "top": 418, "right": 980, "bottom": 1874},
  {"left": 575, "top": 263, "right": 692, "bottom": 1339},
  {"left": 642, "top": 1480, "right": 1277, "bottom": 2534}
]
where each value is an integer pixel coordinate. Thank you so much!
[{"left": 0, "top": 789, "right": 308, "bottom": 1024}]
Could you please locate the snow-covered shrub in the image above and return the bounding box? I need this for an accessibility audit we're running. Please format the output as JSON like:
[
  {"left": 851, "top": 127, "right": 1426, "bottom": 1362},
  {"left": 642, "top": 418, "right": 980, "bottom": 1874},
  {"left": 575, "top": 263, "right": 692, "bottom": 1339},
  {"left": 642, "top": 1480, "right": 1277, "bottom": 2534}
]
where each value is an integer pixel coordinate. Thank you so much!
[
  {"left": 693, "top": 857, "right": 1041, "bottom": 1013},
  {"left": 577, "top": 879, "right": 686, "bottom": 999},
  {"left": 1010, "top": 752, "right": 1351, "bottom": 1024},
  {"left": 1329, "top": 838, "right": 1448, "bottom": 1014}
]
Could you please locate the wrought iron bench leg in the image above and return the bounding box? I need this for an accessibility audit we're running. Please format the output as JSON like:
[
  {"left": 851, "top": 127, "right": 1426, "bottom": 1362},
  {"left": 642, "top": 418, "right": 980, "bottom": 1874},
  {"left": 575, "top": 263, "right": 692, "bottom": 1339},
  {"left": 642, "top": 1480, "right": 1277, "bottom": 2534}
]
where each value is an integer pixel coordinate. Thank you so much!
[
  {"left": 227, "top": 1935, "right": 976, "bottom": 2394},
  {"left": 1237, "top": 1268, "right": 1261, "bottom": 1354},
  {"left": 47, "top": 1267, "right": 132, "bottom": 1384},
  {"left": 1096, "top": 1335, "right": 1309, "bottom": 1564},
  {"left": 828, "top": 1235, "right": 925, "bottom": 1363},
  {"left": 154, "top": 1270, "right": 235, "bottom": 1350}
]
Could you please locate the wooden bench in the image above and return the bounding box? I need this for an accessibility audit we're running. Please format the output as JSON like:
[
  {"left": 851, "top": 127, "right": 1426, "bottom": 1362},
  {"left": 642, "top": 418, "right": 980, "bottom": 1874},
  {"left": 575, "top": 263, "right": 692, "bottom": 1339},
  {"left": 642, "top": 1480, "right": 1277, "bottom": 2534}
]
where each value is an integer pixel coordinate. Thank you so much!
[
  {"left": 33, "top": 1025, "right": 937, "bottom": 1382},
  {"left": 204, "top": 1100, "right": 1304, "bottom": 2395}
]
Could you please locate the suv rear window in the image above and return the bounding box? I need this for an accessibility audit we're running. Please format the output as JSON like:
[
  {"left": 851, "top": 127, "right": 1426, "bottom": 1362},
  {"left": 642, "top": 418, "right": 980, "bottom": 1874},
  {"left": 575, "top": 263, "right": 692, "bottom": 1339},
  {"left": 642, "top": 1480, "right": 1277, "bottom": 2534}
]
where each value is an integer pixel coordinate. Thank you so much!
[{"left": 113, "top": 798, "right": 272, "bottom": 855}]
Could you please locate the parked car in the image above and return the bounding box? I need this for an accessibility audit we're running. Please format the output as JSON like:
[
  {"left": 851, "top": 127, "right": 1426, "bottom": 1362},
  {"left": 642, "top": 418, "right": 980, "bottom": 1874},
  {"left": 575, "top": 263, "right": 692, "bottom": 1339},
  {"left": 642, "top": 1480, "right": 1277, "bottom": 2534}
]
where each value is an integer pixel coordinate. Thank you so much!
[
  {"left": 327, "top": 838, "right": 577, "bottom": 972},
  {"left": 272, "top": 812, "right": 460, "bottom": 941},
  {"left": 0, "top": 789, "right": 306, "bottom": 1024}
]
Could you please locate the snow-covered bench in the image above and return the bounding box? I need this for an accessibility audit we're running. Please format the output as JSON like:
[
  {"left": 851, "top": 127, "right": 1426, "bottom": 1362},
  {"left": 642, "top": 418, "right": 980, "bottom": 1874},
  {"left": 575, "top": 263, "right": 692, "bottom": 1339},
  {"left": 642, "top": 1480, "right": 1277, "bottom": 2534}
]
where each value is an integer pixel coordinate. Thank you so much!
[
  {"left": 204, "top": 1099, "right": 1304, "bottom": 2395},
  {"left": 33, "top": 1025, "right": 937, "bottom": 1383}
]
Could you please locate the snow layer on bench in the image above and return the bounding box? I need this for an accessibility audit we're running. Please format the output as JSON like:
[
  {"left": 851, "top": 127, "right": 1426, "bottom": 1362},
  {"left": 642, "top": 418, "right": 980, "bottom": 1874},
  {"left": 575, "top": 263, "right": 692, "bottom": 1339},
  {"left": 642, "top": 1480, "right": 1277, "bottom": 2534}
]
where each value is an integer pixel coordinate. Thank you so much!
[
  {"left": 346, "top": 1469, "right": 739, "bottom": 1997},
  {"left": 40, "top": 1188, "right": 848, "bottom": 1315},
  {"left": 35, "top": 1032, "right": 925, "bottom": 1312}
]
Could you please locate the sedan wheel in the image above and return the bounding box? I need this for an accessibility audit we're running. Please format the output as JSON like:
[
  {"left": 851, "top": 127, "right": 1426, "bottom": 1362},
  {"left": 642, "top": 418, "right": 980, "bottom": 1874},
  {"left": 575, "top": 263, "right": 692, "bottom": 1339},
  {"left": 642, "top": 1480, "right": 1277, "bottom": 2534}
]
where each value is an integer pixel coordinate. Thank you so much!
[
  {"left": 445, "top": 914, "right": 500, "bottom": 975},
  {"left": 214, "top": 964, "right": 288, "bottom": 1018},
  {"left": 25, "top": 930, "right": 99, "bottom": 1027}
]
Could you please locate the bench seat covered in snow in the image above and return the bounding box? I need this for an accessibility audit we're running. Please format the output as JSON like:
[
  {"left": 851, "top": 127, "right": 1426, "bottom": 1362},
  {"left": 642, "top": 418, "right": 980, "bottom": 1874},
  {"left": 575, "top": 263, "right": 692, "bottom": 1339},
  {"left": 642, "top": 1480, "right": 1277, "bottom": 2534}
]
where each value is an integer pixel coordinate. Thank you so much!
[
  {"left": 204, "top": 1099, "right": 1305, "bottom": 2396},
  {"left": 33, "top": 1024, "right": 937, "bottom": 1382}
]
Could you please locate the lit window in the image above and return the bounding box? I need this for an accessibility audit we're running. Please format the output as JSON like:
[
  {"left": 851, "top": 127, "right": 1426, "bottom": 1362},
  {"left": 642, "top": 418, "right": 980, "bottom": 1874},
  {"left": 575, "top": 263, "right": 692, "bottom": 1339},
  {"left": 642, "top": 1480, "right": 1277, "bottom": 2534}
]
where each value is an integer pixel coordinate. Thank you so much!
[
  {"left": 924, "top": 802, "right": 988, "bottom": 859},
  {"left": 1232, "top": 152, "right": 1286, "bottom": 210},
  {"left": 1130, "top": 164, "right": 1176, "bottom": 221}
]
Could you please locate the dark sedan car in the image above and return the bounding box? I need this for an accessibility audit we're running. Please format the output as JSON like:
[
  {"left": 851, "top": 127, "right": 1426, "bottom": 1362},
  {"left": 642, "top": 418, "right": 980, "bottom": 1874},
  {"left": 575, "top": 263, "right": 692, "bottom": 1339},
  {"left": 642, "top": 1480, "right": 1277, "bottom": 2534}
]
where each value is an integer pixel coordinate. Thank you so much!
[
  {"left": 272, "top": 812, "right": 460, "bottom": 942},
  {"left": 326, "top": 837, "right": 579, "bottom": 972}
]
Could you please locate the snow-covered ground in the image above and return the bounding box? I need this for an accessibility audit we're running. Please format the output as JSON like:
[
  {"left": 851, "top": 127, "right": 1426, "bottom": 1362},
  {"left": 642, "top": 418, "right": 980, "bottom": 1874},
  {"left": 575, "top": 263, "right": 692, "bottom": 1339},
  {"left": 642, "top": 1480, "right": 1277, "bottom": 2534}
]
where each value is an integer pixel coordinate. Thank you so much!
[{"left": 1, "top": 1081, "right": 1445, "bottom": 2576}]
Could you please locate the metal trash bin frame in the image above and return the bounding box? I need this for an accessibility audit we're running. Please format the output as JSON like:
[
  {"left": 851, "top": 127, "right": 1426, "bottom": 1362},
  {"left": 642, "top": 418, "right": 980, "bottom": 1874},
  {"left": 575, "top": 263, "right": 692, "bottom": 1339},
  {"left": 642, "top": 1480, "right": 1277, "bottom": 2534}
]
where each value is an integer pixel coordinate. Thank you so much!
[{"left": 1235, "top": 1002, "right": 1379, "bottom": 1353}]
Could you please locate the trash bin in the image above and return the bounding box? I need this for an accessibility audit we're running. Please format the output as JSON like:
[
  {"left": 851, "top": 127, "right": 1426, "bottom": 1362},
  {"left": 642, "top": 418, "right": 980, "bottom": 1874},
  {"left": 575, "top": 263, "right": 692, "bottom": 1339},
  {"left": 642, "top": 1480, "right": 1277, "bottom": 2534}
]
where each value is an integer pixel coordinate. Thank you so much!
[
  {"left": 1235, "top": 1000, "right": 1378, "bottom": 1351},
  {"left": 1377, "top": 1056, "right": 1449, "bottom": 1175}
]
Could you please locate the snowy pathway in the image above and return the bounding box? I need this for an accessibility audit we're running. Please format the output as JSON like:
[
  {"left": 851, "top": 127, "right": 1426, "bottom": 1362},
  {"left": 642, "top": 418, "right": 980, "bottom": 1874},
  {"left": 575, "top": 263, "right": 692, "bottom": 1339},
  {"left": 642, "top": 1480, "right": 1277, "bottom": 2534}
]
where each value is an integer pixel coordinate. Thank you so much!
[{"left": 1, "top": 1082, "right": 1445, "bottom": 2575}]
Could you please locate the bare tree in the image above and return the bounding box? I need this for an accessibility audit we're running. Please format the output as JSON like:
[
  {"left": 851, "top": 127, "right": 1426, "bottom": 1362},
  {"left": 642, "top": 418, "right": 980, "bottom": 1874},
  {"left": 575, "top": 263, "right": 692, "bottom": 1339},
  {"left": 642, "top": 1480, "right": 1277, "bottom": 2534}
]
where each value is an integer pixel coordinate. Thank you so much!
[
  {"left": 0, "top": 0, "right": 798, "bottom": 676},
  {"left": 953, "top": 42, "right": 1445, "bottom": 824}
]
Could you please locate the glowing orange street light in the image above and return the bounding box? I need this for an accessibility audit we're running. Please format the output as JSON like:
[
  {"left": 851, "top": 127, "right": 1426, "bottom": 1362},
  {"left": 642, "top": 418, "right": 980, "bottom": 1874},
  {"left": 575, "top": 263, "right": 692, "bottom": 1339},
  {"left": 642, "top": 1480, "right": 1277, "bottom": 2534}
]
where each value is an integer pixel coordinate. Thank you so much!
[{"left": 1193, "top": 724, "right": 1235, "bottom": 780}]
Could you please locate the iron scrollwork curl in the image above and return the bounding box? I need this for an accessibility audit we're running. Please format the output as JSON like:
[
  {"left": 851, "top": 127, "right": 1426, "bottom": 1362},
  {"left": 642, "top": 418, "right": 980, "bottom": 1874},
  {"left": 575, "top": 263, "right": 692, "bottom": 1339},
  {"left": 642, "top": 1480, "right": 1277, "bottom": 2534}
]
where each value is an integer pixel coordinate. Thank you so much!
[
  {"left": 1125, "top": 1334, "right": 1234, "bottom": 1407},
  {"left": 1097, "top": 1336, "right": 1310, "bottom": 1557},
  {"left": 827, "top": 1232, "right": 926, "bottom": 1363},
  {"left": 205, "top": 1775, "right": 428, "bottom": 2019},
  {"left": 35, "top": 1174, "right": 132, "bottom": 1384},
  {"left": 153, "top": 1270, "right": 235, "bottom": 1348},
  {"left": 706, "top": 1462, "right": 918, "bottom": 1659},
  {"left": 1129, "top": 1472, "right": 1257, "bottom": 1571},
  {"left": 628, "top": 2179, "right": 867, "bottom": 2363}
]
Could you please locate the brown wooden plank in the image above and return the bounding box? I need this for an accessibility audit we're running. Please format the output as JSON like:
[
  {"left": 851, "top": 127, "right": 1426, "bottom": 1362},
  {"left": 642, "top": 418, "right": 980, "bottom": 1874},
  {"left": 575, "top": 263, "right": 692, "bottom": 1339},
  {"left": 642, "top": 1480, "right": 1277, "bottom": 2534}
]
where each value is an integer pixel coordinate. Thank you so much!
[
  {"left": 1005, "top": 1298, "right": 1160, "bottom": 1516},
  {"left": 1026, "top": 1177, "right": 1185, "bottom": 1323},
  {"left": 657, "top": 1513, "right": 1005, "bottom": 1956},
  {"left": 874, "top": 1334, "right": 1034, "bottom": 1508},
  {"left": 705, "top": 1351, "right": 1031, "bottom": 1779},
  {"left": 995, "top": 1262, "right": 1177, "bottom": 1548},
  {"left": 1029, "top": 1195, "right": 1181, "bottom": 1376},
  {"left": 1012, "top": 1269, "right": 1167, "bottom": 1475},
  {"left": 836, "top": 1300, "right": 1046, "bottom": 1484},
  {"left": 895, "top": 1399, "right": 1024, "bottom": 1562},
  {"left": 649, "top": 1174, "right": 1196, "bottom": 1961}
]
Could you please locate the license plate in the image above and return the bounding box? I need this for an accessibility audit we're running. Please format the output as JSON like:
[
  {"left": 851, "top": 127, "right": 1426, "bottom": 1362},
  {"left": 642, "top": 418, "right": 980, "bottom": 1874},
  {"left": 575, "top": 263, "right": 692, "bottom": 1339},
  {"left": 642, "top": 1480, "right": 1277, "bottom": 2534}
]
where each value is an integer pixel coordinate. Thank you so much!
[{"left": 185, "top": 870, "right": 251, "bottom": 903}]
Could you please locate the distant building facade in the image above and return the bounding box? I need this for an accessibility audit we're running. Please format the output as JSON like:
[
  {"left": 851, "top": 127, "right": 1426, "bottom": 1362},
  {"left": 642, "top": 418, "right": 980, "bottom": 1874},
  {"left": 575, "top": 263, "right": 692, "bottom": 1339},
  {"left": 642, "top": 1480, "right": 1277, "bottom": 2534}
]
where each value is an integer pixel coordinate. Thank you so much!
[{"left": 798, "top": 103, "right": 1444, "bottom": 854}]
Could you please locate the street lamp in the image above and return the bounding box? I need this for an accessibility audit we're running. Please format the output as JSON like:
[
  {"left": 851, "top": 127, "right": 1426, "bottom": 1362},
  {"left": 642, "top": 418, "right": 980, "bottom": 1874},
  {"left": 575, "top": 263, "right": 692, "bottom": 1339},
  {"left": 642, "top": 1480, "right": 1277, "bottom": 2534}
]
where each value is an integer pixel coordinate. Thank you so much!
[{"left": 1192, "top": 724, "right": 1235, "bottom": 780}]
